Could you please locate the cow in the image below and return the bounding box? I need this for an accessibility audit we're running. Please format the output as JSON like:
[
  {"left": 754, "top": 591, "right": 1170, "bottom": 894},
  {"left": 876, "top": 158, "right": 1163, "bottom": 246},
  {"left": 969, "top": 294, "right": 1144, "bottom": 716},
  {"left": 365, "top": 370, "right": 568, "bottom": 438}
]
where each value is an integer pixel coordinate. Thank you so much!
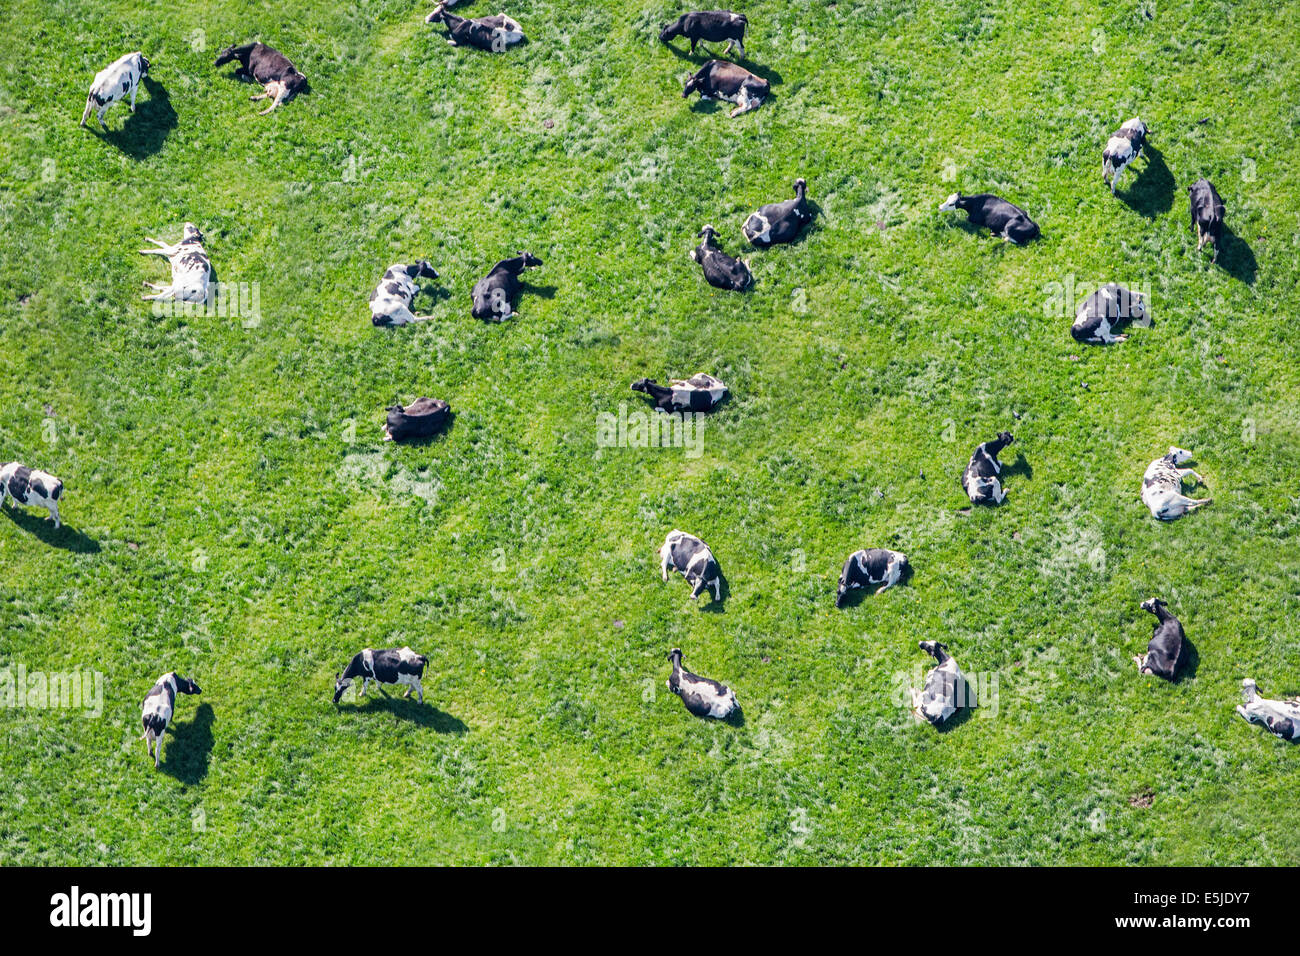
[
  {"left": 962, "top": 431, "right": 1014, "bottom": 505},
  {"left": 682, "top": 59, "right": 769, "bottom": 117},
  {"left": 1102, "top": 117, "right": 1148, "bottom": 194},
  {"left": 1133, "top": 598, "right": 1188, "bottom": 680},
  {"left": 139, "top": 223, "right": 211, "bottom": 305},
  {"left": 213, "top": 42, "right": 308, "bottom": 114},
  {"left": 742, "top": 179, "right": 813, "bottom": 248},
  {"left": 334, "top": 647, "right": 429, "bottom": 705},
  {"left": 659, "top": 11, "right": 748, "bottom": 56},
  {"left": 910, "top": 641, "right": 971, "bottom": 726},
  {"left": 426, "top": 4, "right": 525, "bottom": 51},
  {"left": 1071, "top": 283, "right": 1148, "bottom": 344},
  {"left": 631, "top": 373, "right": 728, "bottom": 413},
  {"left": 666, "top": 648, "right": 738, "bottom": 719},
  {"left": 80, "top": 51, "right": 150, "bottom": 130},
  {"left": 1236, "top": 679, "right": 1300, "bottom": 741},
  {"left": 939, "top": 193, "right": 1040, "bottom": 244},
  {"left": 659, "top": 530, "right": 722, "bottom": 602},
  {"left": 1141, "top": 447, "right": 1210, "bottom": 520},
  {"left": 0, "top": 462, "right": 64, "bottom": 528},
  {"left": 384, "top": 397, "right": 451, "bottom": 442},
  {"left": 835, "top": 549, "right": 909, "bottom": 607},
  {"left": 1188, "top": 178, "right": 1225, "bottom": 263},
  {"left": 370, "top": 260, "right": 440, "bottom": 326},
  {"left": 690, "top": 225, "right": 753, "bottom": 290},
  {"left": 140, "top": 672, "right": 201, "bottom": 769},
  {"left": 470, "top": 252, "right": 541, "bottom": 321}
]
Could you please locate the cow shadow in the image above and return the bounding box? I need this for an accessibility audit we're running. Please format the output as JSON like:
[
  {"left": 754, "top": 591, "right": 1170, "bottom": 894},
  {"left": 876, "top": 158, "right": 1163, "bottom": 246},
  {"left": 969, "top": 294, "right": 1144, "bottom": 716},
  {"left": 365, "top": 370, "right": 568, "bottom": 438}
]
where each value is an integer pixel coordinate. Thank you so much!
[
  {"left": 159, "top": 703, "right": 214, "bottom": 784},
  {"left": 663, "top": 42, "right": 784, "bottom": 87},
  {"left": 1215, "top": 228, "right": 1257, "bottom": 285},
  {"left": 935, "top": 704, "right": 976, "bottom": 733},
  {"left": 1001, "top": 454, "right": 1033, "bottom": 482},
  {"left": 836, "top": 563, "right": 913, "bottom": 610},
  {"left": 352, "top": 694, "right": 468, "bottom": 733},
  {"left": 1172, "top": 639, "right": 1200, "bottom": 683},
  {"left": 1119, "top": 145, "right": 1175, "bottom": 219},
  {"left": 2, "top": 507, "right": 101, "bottom": 553},
  {"left": 92, "top": 77, "right": 176, "bottom": 160},
  {"left": 721, "top": 706, "right": 746, "bottom": 728},
  {"left": 699, "top": 573, "right": 730, "bottom": 612}
]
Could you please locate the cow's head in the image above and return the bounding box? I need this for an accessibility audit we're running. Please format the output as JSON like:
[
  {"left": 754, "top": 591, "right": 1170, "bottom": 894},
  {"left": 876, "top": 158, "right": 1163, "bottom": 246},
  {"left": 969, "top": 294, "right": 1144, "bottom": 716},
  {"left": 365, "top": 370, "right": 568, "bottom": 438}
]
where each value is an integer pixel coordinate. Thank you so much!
[
  {"left": 213, "top": 46, "right": 239, "bottom": 67},
  {"left": 181, "top": 222, "right": 204, "bottom": 244},
  {"left": 682, "top": 74, "right": 702, "bottom": 98},
  {"left": 516, "top": 251, "right": 542, "bottom": 269},
  {"left": 1140, "top": 597, "right": 1165, "bottom": 615},
  {"left": 1165, "top": 446, "right": 1193, "bottom": 465},
  {"left": 697, "top": 224, "right": 718, "bottom": 243},
  {"left": 1241, "top": 678, "right": 1259, "bottom": 703},
  {"left": 939, "top": 192, "right": 961, "bottom": 211},
  {"left": 135, "top": 52, "right": 151, "bottom": 77},
  {"left": 282, "top": 72, "right": 309, "bottom": 100},
  {"left": 659, "top": 17, "right": 685, "bottom": 42},
  {"left": 408, "top": 260, "right": 439, "bottom": 280},
  {"left": 333, "top": 672, "right": 352, "bottom": 705},
  {"left": 919, "top": 640, "right": 949, "bottom": 662},
  {"left": 993, "top": 431, "right": 1014, "bottom": 449},
  {"left": 793, "top": 178, "right": 807, "bottom": 198},
  {"left": 175, "top": 676, "right": 202, "bottom": 695},
  {"left": 630, "top": 378, "right": 655, "bottom": 394}
]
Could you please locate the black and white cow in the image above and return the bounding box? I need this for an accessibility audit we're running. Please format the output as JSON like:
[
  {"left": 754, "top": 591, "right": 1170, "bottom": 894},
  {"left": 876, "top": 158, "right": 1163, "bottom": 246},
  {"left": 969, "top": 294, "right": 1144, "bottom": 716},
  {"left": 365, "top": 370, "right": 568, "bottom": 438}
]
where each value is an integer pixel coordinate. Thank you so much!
[
  {"left": 659, "top": 11, "right": 748, "bottom": 56},
  {"left": 384, "top": 396, "right": 451, "bottom": 441},
  {"left": 659, "top": 529, "right": 722, "bottom": 602},
  {"left": 939, "top": 193, "right": 1040, "bottom": 244},
  {"left": 631, "top": 373, "right": 728, "bottom": 413},
  {"left": 333, "top": 647, "right": 429, "bottom": 705},
  {"left": 835, "top": 548, "right": 909, "bottom": 607},
  {"left": 1141, "top": 447, "right": 1210, "bottom": 520},
  {"left": 426, "top": 4, "right": 525, "bottom": 51},
  {"left": 690, "top": 225, "right": 753, "bottom": 290},
  {"left": 370, "top": 260, "right": 440, "bottom": 326},
  {"left": 80, "top": 51, "right": 150, "bottom": 130},
  {"left": 1236, "top": 679, "right": 1300, "bottom": 741},
  {"left": 910, "top": 641, "right": 971, "bottom": 726},
  {"left": 961, "top": 431, "right": 1014, "bottom": 505},
  {"left": 1102, "top": 117, "right": 1148, "bottom": 194},
  {"left": 742, "top": 179, "right": 813, "bottom": 248},
  {"left": 0, "top": 462, "right": 64, "bottom": 528},
  {"left": 139, "top": 223, "right": 211, "bottom": 304},
  {"left": 470, "top": 252, "right": 542, "bottom": 322},
  {"left": 213, "top": 42, "right": 308, "bottom": 114},
  {"left": 1188, "top": 178, "right": 1225, "bottom": 263},
  {"left": 682, "top": 59, "right": 769, "bottom": 117},
  {"left": 1071, "top": 283, "right": 1148, "bottom": 344},
  {"left": 140, "top": 672, "right": 201, "bottom": 769},
  {"left": 1133, "top": 598, "right": 1188, "bottom": 680},
  {"left": 666, "top": 647, "right": 738, "bottom": 719}
]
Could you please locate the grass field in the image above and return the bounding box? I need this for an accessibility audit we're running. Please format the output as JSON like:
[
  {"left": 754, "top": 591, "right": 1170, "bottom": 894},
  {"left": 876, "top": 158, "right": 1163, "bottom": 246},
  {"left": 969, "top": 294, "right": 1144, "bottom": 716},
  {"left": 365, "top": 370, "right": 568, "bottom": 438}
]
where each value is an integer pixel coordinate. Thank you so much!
[{"left": 1, "top": 0, "right": 1298, "bottom": 865}]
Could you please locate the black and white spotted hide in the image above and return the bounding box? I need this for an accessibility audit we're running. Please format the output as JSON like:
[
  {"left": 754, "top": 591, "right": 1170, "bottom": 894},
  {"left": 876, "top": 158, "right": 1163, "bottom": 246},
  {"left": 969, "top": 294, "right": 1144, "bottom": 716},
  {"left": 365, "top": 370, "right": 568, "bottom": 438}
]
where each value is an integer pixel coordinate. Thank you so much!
[
  {"left": 80, "top": 51, "right": 150, "bottom": 130},
  {"left": 371, "top": 260, "right": 440, "bottom": 326},
  {"left": 1102, "top": 117, "right": 1148, "bottom": 194},
  {"left": 961, "top": 431, "right": 1014, "bottom": 505},
  {"left": 1133, "top": 598, "right": 1187, "bottom": 680},
  {"left": 631, "top": 373, "right": 728, "bottom": 413},
  {"left": 426, "top": 4, "right": 525, "bottom": 51},
  {"left": 835, "top": 548, "right": 909, "bottom": 607},
  {"left": 140, "top": 672, "right": 201, "bottom": 769},
  {"left": 470, "top": 252, "right": 542, "bottom": 321},
  {"left": 139, "top": 222, "right": 211, "bottom": 304},
  {"left": 742, "top": 179, "right": 813, "bottom": 248},
  {"left": 0, "top": 462, "right": 64, "bottom": 528},
  {"left": 659, "top": 529, "right": 722, "bottom": 602},
  {"left": 939, "top": 192, "right": 1040, "bottom": 244},
  {"left": 910, "top": 641, "right": 970, "bottom": 726},
  {"left": 1237, "top": 679, "right": 1300, "bottom": 741},
  {"left": 1071, "top": 284, "right": 1148, "bottom": 344},
  {"left": 682, "top": 59, "right": 769, "bottom": 117},
  {"left": 334, "top": 647, "right": 429, "bottom": 704},
  {"left": 1188, "top": 178, "right": 1225, "bottom": 263},
  {"left": 690, "top": 225, "right": 752, "bottom": 290},
  {"left": 1141, "top": 447, "right": 1211, "bottom": 520},
  {"left": 666, "top": 648, "right": 737, "bottom": 719}
]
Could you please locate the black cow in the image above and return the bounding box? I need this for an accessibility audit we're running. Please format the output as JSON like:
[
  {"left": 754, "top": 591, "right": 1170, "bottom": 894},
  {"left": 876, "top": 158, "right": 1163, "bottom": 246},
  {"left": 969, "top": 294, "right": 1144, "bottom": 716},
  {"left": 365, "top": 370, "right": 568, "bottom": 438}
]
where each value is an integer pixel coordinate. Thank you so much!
[
  {"left": 659, "top": 11, "right": 747, "bottom": 56},
  {"left": 1188, "top": 178, "right": 1225, "bottom": 263},
  {"left": 214, "top": 42, "right": 308, "bottom": 115},
  {"left": 690, "top": 225, "right": 752, "bottom": 290},
  {"left": 384, "top": 397, "right": 451, "bottom": 442},
  {"left": 682, "top": 60, "right": 769, "bottom": 117},
  {"left": 939, "top": 192, "right": 1040, "bottom": 244},
  {"left": 962, "top": 431, "right": 1014, "bottom": 505},
  {"left": 742, "top": 179, "right": 812, "bottom": 247},
  {"left": 836, "top": 548, "right": 909, "bottom": 607},
  {"left": 334, "top": 647, "right": 429, "bottom": 704},
  {"left": 471, "top": 252, "right": 542, "bottom": 321},
  {"left": 140, "top": 672, "right": 201, "bottom": 769},
  {"left": 1133, "top": 598, "right": 1188, "bottom": 681}
]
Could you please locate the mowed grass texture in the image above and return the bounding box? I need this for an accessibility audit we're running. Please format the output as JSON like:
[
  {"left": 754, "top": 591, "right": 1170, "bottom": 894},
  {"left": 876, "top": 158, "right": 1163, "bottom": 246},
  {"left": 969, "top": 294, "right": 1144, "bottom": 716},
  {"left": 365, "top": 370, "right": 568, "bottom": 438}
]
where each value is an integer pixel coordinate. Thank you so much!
[{"left": 0, "top": 0, "right": 1298, "bottom": 865}]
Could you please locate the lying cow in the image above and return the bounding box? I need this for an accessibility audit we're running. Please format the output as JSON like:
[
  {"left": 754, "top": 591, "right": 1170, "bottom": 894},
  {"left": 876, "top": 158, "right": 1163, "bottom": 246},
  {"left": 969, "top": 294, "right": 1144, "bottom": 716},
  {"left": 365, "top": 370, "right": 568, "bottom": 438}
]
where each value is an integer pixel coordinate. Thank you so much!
[
  {"left": 0, "top": 462, "right": 64, "bottom": 528},
  {"left": 426, "top": 4, "right": 525, "bottom": 51},
  {"left": 213, "top": 42, "right": 308, "bottom": 114},
  {"left": 836, "top": 548, "right": 909, "bottom": 607},
  {"left": 939, "top": 192, "right": 1040, "bottom": 244},
  {"left": 384, "top": 396, "right": 451, "bottom": 442},
  {"left": 1188, "top": 178, "right": 1225, "bottom": 263},
  {"left": 334, "top": 647, "right": 429, "bottom": 705},
  {"left": 910, "top": 641, "right": 971, "bottom": 726},
  {"left": 140, "top": 223, "right": 211, "bottom": 304},
  {"left": 631, "top": 373, "right": 728, "bottom": 413},
  {"left": 690, "top": 225, "right": 752, "bottom": 290},
  {"left": 667, "top": 648, "right": 738, "bottom": 719},
  {"left": 962, "top": 431, "right": 1014, "bottom": 505},
  {"left": 140, "top": 672, "right": 201, "bottom": 769},
  {"left": 80, "top": 51, "right": 150, "bottom": 130},
  {"left": 471, "top": 252, "right": 542, "bottom": 321},
  {"left": 1141, "top": 447, "right": 1210, "bottom": 520},
  {"left": 1102, "top": 117, "right": 1148, "bottom": 193},
  {"left": 371, "top": 260, "right": 440, "bottom": 326},
  {"left": 742, "top": 179, "right": 813, "bottom": 248},
  {"left": 1071, "top": 283, "right": 1148, "bottom": 345},
  {"left": 1236, "top": 679, "right": 1300, "bottom": 741},
  {"left": 1133, "top": 598, "right": 1188, "bottom": 681},
  {"left": 682, "top": 59, "right": 769, "bottom": 117},
  {"left": 659, "top": 10, "right": 747, "bottom": 56},
  {"left": 659, "top": 529, "right": 722, "bottom": 602}
]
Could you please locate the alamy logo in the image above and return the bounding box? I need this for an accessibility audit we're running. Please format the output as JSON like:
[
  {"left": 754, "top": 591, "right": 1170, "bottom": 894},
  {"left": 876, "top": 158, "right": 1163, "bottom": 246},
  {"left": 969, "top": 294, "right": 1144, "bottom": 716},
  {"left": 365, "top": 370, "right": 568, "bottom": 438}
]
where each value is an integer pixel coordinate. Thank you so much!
[
  {"left": 0, "top": 665, "right": 103, "bottom": 717},
  {"left": 596, "top": 403, "right": 705, "bottom": 458},
  {"left": 49, "top": 886, "right": 152, "bottom": 936}
]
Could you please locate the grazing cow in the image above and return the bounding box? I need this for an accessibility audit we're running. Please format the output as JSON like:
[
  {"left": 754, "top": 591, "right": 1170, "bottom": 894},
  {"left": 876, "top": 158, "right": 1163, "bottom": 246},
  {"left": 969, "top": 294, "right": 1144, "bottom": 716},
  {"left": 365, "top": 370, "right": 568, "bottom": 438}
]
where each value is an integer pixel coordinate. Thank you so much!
[
  {"left": 1188, "top": 178, "right": 1225, "bottom": 263},
  {"left": 910, "top": 641, "right": 971, "bottom": 726},
  {"left": 1141, "top": 447, "right": 1210, "bottom": 520},
  {"left": 939, "top": 193, "right": 1040, "bottom": 244},
  {"left": 659, "top": 529, "right": 722, "bottom": 602},
  {"left": 1236, "top": 679, "right": 1300, "bottom": 741},
  {"left": 632, "top": 373, "right": 728, "bottom": 413},
  {"left": 140, "top": 672, "right": 201, "bottom": 769},
  {"left": 1071, "top": 283, "right": 1148, "bottom": 344},
  {"left": 962, "top": 431, "right": 1014, "bottom": 505},
  {"left": 835, "top": 548, "right": 909, "bottom": 607},
  {"left": 1133, "top": 598, "right": 1188, "bottom": 680},
  {"left": 682, "top": 59, "right": 769, "bottom": 117},
  {"left": 80, "top": 51, "right": 150, "bottom": 130},
  {"left": 384, "top": 396, "right": 451, "bottom": 442},
  {"left": 0, "top": 462, "right": 64, "bottom": 528},
  {"left": 742, "top": 179, "right": 813, "bottom": 248},
  {"left": 334, "top": 647, "right": 429, "bottom": 705},
  {"left": 426, "top": 4, "right": 525, "bottom": 51},
  {"left": 213, "top": 42, "right": 308, "bottom": 114},
  {"left": 370, "top": 260, "right": 440, "bottom": 327},
  {"left": 139, "top": 223, "right": 211, "bottom": 304},
  {"left": 666, "top": 648, "right": 738, "bottom": 719},
  {"left": 1102, "top": 117, "right": 1148, "bottom": 194},
  {"left": 659, "top": 11, "right": 748, "bottom": 56},
  {"left": 690, "top": 225, "right": 753, "bottom": 291},
  {"left": 471, "top": 252, "right": 541, "bottom": 321}
]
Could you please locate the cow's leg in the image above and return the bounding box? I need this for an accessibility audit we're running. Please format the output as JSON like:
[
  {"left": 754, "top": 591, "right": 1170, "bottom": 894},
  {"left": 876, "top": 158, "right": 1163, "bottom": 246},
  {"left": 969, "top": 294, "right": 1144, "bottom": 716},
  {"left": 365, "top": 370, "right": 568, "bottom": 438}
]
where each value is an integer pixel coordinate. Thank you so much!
[
  {"left": 130, "top": 81, "right": 138, "bottom": 112},
  {"left": 711, "top": 578, "right": 722, "bottom": 601},
  {"left": 48, "top": 501, "right": 60, "bottom": 528},
  {"left": 661, "top": 553, "right": 671, "bottom": 582},
  {"left": 97, "top": 106, "right": 109, "bottom": 131},
  {"left": 142, "top": 287, "right": 177, "bottom": 301},
  {"left": 80, "top": 99, "right": 94, "bottom": 127},
  {"left": 154, "top": 734, "right": 162, "bottom": 769}
]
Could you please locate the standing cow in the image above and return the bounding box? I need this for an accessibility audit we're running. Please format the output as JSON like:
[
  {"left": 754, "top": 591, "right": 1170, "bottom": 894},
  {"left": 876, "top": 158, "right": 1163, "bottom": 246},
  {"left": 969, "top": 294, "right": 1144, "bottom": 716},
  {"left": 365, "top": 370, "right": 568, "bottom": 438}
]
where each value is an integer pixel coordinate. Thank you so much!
[
  {"left": 1188, "top": 178, "right": 1225, "bottom": 263},
  {"left": 140, "top": 672, "right": 201, "bottom": 769},
  {"left": 659, "top": 11, "right": 748, "bottom": 56},
  {"left": 0, "top": 462, "right": 64, "bottom": 528},
  {"left": 333, "top": 647, "right": 430, "bottom": 705},
  {"left": 80, "top": 51, "right": 150, "bottom": 130}
]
